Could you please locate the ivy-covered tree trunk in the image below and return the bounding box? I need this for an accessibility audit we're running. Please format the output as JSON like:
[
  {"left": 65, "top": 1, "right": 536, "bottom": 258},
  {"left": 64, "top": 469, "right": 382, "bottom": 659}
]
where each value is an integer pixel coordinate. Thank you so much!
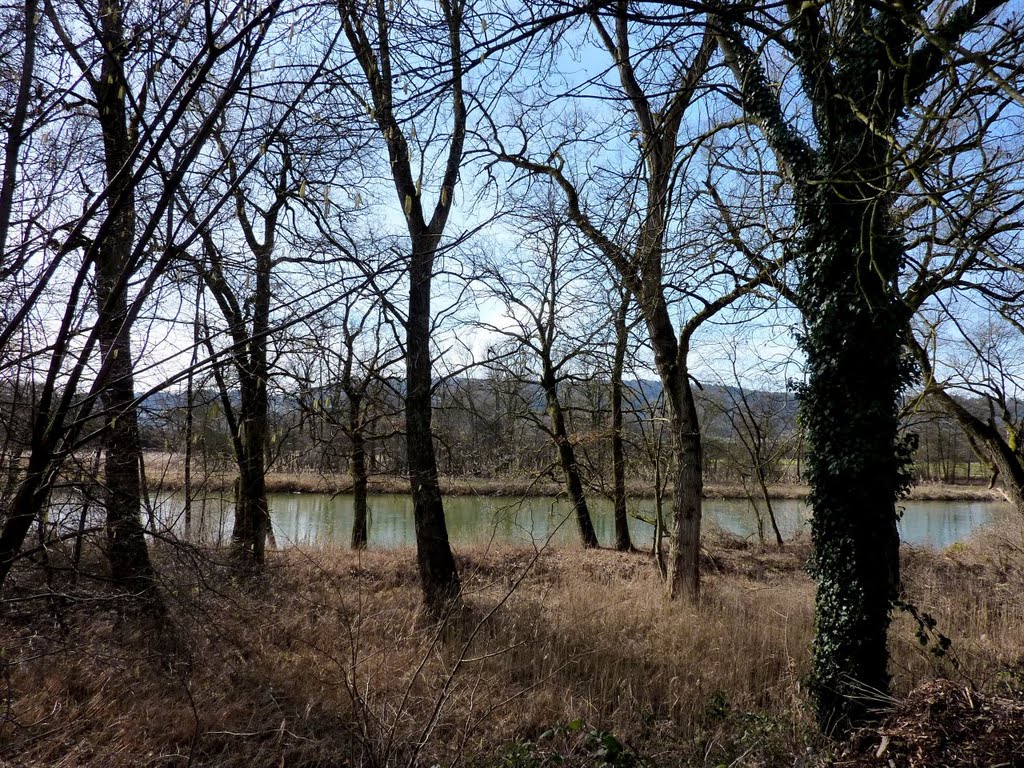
[
  {"left": 714, "top": 0, "right": 1005, "bottom": 731},
  {"left": 795, "top": 186, "right": 911, "bottom": 729}
]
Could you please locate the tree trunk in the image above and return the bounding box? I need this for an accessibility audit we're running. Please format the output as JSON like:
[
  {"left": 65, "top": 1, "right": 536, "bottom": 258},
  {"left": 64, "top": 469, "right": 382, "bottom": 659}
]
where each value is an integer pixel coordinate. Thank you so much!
[
  {"left": 350, "top": 395, "right": 369, "bottom": 550},
  {"left": 542, "top": 366, "right": 599, "bottom": 548},
  {"left": 97, "top": 319, "right": 156, "bottom": 591},
  {"left": 755, "top": 469, "right": 784, "bottom": 548},
  {"left": 711, "top": 6, "right": 951, "bottom": 731},
  {"left": 220, "top": 227, "right": 273, "bottom": 565},
  {"left": 94, "top": 0, "right": 157, "bottom": 596},
  {"left": 653, "top": 466, "right": 666, "bottom": 579},
  {"left": 799, "top": 200, "right": 907, "bottom": 733},
  {"left": 407, "top": 241, "right": 460, "bottom": 615},
  {"left": 0, "top": 453, "right": 50, "bottom": 586},
  {"left": 611, "top": 291, "right": 633, "bottom": 551},
  {"left": 0, "top": 0, "right": 37, "bottom": 264},
  {"left": 227, "top": 313, "right": 270, "bottom": 564},
  {"left": 665, "top": 385, "right": 703, "bottom": 600},
  {"left": 232, "top": 396, "right": 269, "bottom": 565},
  {"left": 643, "top": 296, "right": 703, "bottom": 599}
]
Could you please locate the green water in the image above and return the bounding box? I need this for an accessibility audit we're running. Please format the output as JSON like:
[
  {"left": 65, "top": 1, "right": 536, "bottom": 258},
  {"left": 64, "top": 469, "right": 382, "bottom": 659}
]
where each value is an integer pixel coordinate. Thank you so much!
[{"left": 155, "top": 492, "right": 1010, "bottom": 551}]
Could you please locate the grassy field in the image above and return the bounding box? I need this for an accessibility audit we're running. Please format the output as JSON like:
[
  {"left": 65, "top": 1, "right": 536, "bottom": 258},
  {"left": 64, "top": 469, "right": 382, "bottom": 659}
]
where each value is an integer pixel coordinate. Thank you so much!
[{"left": 2, "top": 519, "right": 1023, "bottom": 766}]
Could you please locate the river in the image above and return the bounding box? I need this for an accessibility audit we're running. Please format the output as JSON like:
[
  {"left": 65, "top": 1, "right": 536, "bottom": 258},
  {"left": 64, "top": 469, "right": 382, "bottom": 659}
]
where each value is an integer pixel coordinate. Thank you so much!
[{"left": 153, "top": 492, "right": 1010, "bottom": 550}]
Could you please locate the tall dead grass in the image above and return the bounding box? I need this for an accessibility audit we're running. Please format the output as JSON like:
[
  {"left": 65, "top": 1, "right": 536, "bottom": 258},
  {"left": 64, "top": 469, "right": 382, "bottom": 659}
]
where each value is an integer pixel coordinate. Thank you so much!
[
  {"left": 892, "top": 521, "right": 1024, "bottom": 693},
  {"left": 1, "top": 524, "right": 1022, "bottom": 767}
]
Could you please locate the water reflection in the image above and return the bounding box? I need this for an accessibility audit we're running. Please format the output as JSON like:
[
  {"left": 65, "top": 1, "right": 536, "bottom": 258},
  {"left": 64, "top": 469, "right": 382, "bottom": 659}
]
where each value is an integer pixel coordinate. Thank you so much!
[{"left": 150, "top": 492, "right": 1010, "bottom": 551}]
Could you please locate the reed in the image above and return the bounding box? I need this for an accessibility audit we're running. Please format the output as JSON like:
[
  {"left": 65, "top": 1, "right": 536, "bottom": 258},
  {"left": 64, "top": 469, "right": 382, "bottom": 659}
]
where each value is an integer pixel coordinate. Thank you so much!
[{"left": 1, "top": 524, "right": 1021, "bottom": 766}]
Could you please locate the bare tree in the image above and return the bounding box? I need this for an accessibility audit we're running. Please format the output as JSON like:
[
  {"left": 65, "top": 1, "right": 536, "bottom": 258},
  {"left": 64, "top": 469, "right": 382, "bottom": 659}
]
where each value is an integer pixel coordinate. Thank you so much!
[
  {"left": 914, "top": 315, "right": 1024, "bottom": 512},
  {"left": 292, "top": 293, "right": 402, "bottom": 549},
  {"left": 712, "top": 0, "right": 1017, "bottom": 730},
  {"left": 704, "top": 345, "right": 796, "bottom": 548},
  {"left": 474, "top": 204, "right": 602, "bottom": 548},
  {"left": 494, "top": 3, "right": 777, "bottom": 598},
  {"left": 333, "top": 0, "right": 472, "bottom": 614},
  {"left": 0, "top": 0, "right": 285, "bottom": 589},
  {"left": 608, "top": 278, "right": 636, "bottom": 552},
  {"left": 0, "top": 0, "right": 38, "bottom": 266}
]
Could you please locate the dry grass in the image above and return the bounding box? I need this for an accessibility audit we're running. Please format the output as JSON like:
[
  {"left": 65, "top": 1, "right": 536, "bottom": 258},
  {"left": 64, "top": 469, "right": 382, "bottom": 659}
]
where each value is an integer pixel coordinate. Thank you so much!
[
  {"left": 1, "top": 524, "right": 1022, "bottom": 767},
  {"left": 893, "top": 521, "right": 1024, "bottom": 691},
  {"left": 143, "top": 453, "right": 1002, "bottom": 503}
]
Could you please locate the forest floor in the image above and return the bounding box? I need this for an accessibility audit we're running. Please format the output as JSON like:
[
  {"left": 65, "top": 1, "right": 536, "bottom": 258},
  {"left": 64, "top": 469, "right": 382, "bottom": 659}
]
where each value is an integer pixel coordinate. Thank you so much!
[
  {"left": 143, "top": 455, "right": 1003, "bottom": 502},
  {"left": 2, "top": 519, "right": 1023, "bottom": 766}
]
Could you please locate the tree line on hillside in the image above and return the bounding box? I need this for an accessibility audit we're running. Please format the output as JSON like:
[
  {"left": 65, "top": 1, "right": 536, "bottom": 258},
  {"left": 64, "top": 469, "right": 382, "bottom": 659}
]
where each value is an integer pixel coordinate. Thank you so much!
[
  {"left": 1, "top": 0, "right": 1022, "bottom": 736},
  {"left": 136, "top": 373, "right": 1000, "bottom": 488}
]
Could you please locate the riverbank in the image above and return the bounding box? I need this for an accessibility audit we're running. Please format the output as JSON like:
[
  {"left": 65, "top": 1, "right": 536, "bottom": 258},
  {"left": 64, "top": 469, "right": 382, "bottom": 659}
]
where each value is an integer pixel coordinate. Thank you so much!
[
  {"left": 143, "top": 454, "right": 1004, "bottom": 503},
  {"left": 3, "top": 523, "right": 1022, "bottom": 766}
]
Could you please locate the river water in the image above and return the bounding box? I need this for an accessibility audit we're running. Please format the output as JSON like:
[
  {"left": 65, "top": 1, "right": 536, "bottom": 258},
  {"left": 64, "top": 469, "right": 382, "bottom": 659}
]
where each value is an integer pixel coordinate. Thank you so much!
[{"left": 153, "top": 492, "right": 1010, "bottom": 551}]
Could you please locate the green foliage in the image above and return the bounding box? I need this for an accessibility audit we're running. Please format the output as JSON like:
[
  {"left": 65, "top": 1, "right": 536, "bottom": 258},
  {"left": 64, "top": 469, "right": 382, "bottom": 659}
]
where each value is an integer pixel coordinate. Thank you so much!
[
  {"left": 895, "top": 598, "right": 952, "bottom": 658},
  {"left": 994, "top": 663, "right": 1024, "bottom": 697},
  {"left": 704, "top": 691, "right": 732, "bottom": 721},
  {"left": 783, "top": 2, "right": 931, "bottom": 733},
  {"left": 699, "top": 692, "right": 821, "bottom": 768},
  {"left": 483, "top": 719, "right": 650, "bottom": 768},
  {"left": 794, "top": 147, "right": 917, "bottom": 731},
  {"left": 489, "top": 739, "right": 559, "bottom": 768}
]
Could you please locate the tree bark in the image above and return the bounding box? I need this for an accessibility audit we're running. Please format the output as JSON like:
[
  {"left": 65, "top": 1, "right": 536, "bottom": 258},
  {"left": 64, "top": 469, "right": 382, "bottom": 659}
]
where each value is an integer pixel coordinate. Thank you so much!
[
  {"left": 407, "top": 238, "right": 460, "bottom": 615},
  {"left": 611, "top": 291, "right": 633, "bottom": 551},
  {"left": 231, "top": 235, "right": 271, "bottom": 564},
  {"left": 231, "top": 386, "right": 269, "bottom": 565},
  {"left": 0, "top": 0, "right": 37, "bottom": 266},
  {"left": 541, "top": 366, "right": 599, "bottom": 549},
  {"left": 643, "top": 294, "right": 702, "bottom": 599},
  {"left": 793, "top": 154, "right": 907, "bottom": 737},
  {"left": 665, "top": 381, "right": 703, "bottom": 600},
  {"left": 350, "top": 394, "right": 369, "bottom": 550},
  {"left": 201, "top": 268, "right": 271, "bottom": 567},
  {"left": 94, "top": 0, "right": 157, "bottom": 596},
  {"left": 800, "top": 244, "right": 906, "bottom": 729}
]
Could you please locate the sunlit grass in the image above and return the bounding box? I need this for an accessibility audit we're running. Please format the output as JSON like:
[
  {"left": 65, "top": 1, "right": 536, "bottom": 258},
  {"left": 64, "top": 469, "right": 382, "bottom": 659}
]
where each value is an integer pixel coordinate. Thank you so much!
[{"left": 1, "top": 522, "right": 1021, "bottom": 766}]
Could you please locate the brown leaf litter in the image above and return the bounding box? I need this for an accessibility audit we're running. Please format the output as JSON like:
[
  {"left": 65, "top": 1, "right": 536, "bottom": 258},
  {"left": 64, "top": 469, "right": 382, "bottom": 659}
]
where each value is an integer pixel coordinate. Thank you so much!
[{"left": 838, "top": 679, "right": 1024, "bottom": 767}]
